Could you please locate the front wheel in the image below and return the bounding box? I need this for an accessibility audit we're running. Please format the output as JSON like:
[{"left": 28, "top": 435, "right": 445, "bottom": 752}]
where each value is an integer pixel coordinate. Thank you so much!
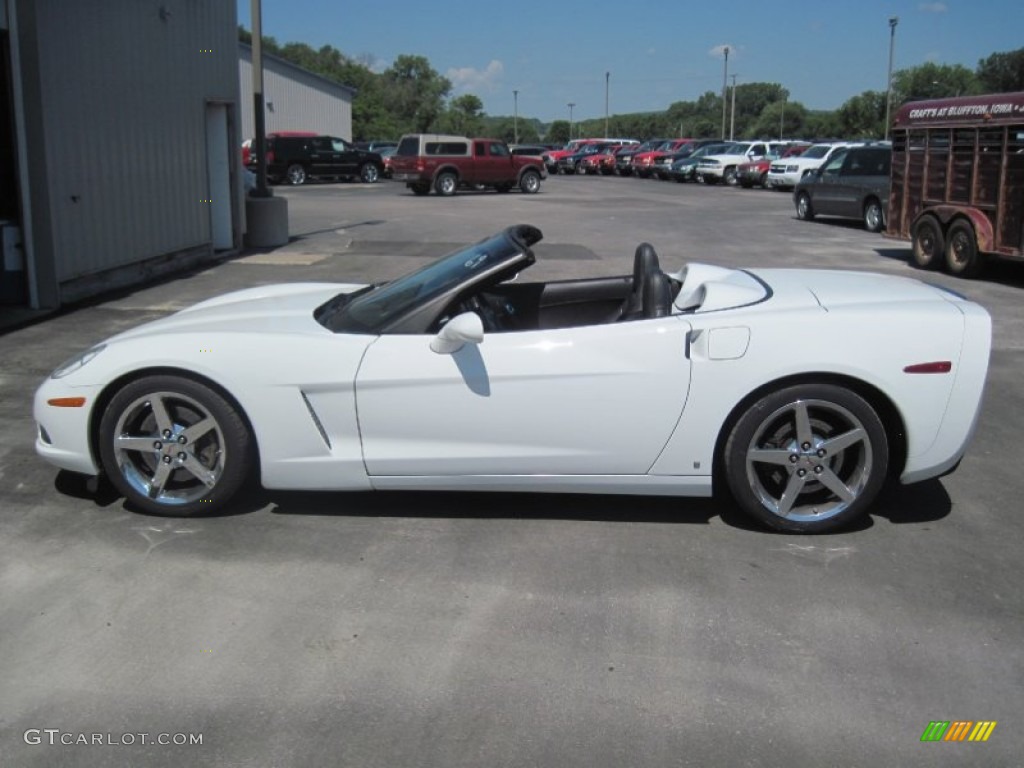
[
  {"left": 723, "top": 384, "right": 888, "bottom": 533},
  {"left": 911, "top": 216, "right": 943, "bottom": 269},
  {"left": 795, "top": 192, "right": 814, "bottom": 220},
  {"left": 519, "top": 170, "right": 541, "bottom": 194},
  {"left": 98, "top": 375, "right": 254, "bottom": 517},
  {"left": 359, "top": 163, "right": 379, "bottom": 183},
  {"left": 723, "top": 167, "right": 738, "bottom": 186},
  {"left": 863, "top": 198, "right": 884, "bottom": 233},
  {"left": 945, "top": 220, "right": 983, "bottom": 277},
  {"left": 286, "top": 164, "right": 307, "bottom": 185},
  {"left": 434, "top": 171, "right": 458, "bottom": 196}
]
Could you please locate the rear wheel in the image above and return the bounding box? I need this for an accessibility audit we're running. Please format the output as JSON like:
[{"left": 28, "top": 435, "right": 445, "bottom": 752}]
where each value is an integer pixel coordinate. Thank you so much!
[
  {"left": 286, "top": 164, "right": 307, "bottom": 185},
  {"left": 795, "top": 192, "right": 814, "bottom": 220},
  {"left": 945, "top": 220, "right": 983, "bottom": 277},
  {"left": 724, "top": 384, "right": 888, "bottom": 534},
  {"left": 435, "top": 171, "right": 458, "bottom": 196},
  {"left": 863, "top": 198, "right": 884, "bottom": 233},
  {"left": 911, "top": 216, "right": 944, "bottom": 269},
  {"left": 98, "top": 375, "right": 253, "bottom": 517}
]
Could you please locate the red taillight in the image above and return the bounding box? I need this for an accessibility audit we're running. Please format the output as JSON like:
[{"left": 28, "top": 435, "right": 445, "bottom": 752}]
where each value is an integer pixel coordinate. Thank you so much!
[
  {"left": 416, "top": 160, "right": 426, "bottom": 172},
  {"left": 266, "top": 150, "right": 275, "bottom": 164},
  {"left": 903, "top": 361, "right": 952, "bottom": 374}
]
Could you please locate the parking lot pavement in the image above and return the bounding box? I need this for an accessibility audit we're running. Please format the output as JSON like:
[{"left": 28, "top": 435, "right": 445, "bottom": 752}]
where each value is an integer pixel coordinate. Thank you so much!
[{"left": 1, "top": 175, "right": 1022, "bottom": 767}]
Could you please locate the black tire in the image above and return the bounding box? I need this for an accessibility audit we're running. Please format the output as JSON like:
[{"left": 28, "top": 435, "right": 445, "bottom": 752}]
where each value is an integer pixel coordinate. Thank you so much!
[
  {"left": 359, "top": 163, "right": 379, "bottom": 183},
  {"left": 945, "top": 219, "right": 984, "bottom": 278},
  {"left": 435, "top": 171, "right": 458, "bottom": 196},
  {"left": 758, "top": 171, "right": 768, "bottom": 188},
  {"left": 286, "top": 164, "right": 307, "bottom": 185},
  {"left": 410, "top": 183, "right": 430, "bottom": 196},
  {"left": 795, "top": 192, "right": 814, "bottom": 220},
  {"left": 98, "top": 375, "right": 254, "bottom": 517},
  {"left": 911, "top": 216, "right": 944, "bottom": 270},
  {"left": 723, "top": 383, "right": 888, "bottom": 533},
  {"left": 863, "top": 198, "right": 885, "bottom": 233},
  {"left": 519, "top": 170, "right": 541, "bottom": 194},
  {"left": 723, "top": 167, "right": 738, "bottom": 186},
  {"left": 576, "top": 161, "right": 586, "bottom": 175}
]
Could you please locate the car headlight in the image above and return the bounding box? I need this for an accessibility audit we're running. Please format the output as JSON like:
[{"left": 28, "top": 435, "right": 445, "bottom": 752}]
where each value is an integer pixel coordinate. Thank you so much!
[{"left": 51, "top": 343, "right": 106, "bottom": 379}]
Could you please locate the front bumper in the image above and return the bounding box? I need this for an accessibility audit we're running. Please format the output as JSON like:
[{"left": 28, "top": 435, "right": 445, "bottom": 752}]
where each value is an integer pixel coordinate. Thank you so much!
[{"left": 34, "top": 377, "right": 102, "bottom": 475}]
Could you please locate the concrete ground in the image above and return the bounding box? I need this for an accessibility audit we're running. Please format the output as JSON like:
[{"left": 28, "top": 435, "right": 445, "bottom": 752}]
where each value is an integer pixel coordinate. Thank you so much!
[{"left": 1, "top": 174, "right": 1021, "bottom": 767}]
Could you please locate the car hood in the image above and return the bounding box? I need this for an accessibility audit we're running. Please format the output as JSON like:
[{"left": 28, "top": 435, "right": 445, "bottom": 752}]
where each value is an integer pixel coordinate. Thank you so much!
[{"left": 109, "top": 282, "right": 366, "bottom": 341}]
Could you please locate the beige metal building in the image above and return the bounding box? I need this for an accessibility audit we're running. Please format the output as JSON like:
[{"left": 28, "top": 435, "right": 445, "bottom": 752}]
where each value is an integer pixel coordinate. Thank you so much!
[
  {"left": 1, "top": 0, "right": 242, "bottom": 312},
  {"left": 238, "top": 42, "right": 355, "bottom": 141}
]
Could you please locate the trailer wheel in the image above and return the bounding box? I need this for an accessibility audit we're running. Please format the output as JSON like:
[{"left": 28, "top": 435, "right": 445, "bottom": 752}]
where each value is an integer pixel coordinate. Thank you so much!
[
  {"left": 945, "top": 220, "right": 984, "bottom": 278},
  {"left": 911, "top": 216, "right": 944, "bottom": 270}
]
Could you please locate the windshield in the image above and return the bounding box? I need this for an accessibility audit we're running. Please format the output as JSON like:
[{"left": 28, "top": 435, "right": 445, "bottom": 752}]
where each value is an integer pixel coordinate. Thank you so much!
[
  {"left": 318, "top": 227, "right": 536, "bottom": 333},
  {"left": 721, "top": 143, "right": 752, "bottom": 156},
  {"left": 801, "top": 144, "right": 832, "bottom": 159}
]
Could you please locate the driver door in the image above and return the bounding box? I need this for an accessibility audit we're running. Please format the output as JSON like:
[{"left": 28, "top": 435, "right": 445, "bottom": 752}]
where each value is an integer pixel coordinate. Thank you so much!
[{"left": 355, "top": 317, "right": 692, "bottom": 476}]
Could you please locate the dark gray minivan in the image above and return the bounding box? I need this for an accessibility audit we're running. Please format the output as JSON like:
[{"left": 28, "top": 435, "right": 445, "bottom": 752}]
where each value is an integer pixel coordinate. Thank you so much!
[{"left": 793, "top": 145, "right": 892, "bottom": 232}]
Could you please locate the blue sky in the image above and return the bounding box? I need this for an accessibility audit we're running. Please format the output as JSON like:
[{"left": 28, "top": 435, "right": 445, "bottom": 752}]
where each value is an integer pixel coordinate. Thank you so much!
[{"left": 239, "top": 1, "right": 1022, "bottom": 122}]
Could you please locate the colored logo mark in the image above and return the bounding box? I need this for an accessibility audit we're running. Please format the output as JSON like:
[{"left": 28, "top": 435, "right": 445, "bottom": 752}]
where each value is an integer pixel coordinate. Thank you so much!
[{"left": 921, "top": 721, "right": 997, "bottom": 742}]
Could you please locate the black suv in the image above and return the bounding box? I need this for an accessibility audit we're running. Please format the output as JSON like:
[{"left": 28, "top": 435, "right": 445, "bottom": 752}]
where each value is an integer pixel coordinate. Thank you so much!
[{"left": 251, "top": 135, "right": 384, "bottom": 185}]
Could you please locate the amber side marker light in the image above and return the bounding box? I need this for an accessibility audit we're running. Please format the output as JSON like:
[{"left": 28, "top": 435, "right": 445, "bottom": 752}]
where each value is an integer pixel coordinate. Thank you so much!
[
  {"left": 904, "top": 361, "right": 952, "bottom": 374},
  {"left": 47, "top": 397, "right": 87, "bottom": 407}
]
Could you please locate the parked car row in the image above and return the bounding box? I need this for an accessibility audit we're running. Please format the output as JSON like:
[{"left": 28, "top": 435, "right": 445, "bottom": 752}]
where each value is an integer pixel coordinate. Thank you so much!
[
  {"left": 545, "top": 136, "right": 895, "bottom": 234},
  {"left": 244, "top": 132, "right": 385, "bottom": 185}
]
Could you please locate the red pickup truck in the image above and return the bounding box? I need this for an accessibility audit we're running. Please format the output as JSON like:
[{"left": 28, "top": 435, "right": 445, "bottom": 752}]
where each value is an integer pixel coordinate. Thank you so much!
[{"left": 390, "top": 134, "right": 546, "bottom": 196}]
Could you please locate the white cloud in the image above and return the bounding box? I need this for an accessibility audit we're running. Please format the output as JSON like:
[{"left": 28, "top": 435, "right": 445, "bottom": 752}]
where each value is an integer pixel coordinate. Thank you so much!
[
  {"left": 708, "top": 44, "right": 735, "bottom": 59},
  {"left": 446, "top": 60, "right": 504, "bottom": 93},
  {"left": 924, "top": 50, "right": 941, "bottom": 62},
  {"left": 919, "top": 2, "right": 947, "bottom": 12}
]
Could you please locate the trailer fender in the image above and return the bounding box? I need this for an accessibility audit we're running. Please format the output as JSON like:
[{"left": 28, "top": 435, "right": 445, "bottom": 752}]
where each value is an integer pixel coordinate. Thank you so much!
[{"left": 924, "top": 206, "right": 995, "bottom": 252}]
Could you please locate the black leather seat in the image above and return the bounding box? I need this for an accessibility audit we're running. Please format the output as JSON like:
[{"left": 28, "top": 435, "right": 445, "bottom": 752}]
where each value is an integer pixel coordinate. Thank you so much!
[
  {"left": 618, "top": 243, "right": 659, "bottom": 320},
  {"left": 642, "top": 269, "right": 673, "bottom": 318}
]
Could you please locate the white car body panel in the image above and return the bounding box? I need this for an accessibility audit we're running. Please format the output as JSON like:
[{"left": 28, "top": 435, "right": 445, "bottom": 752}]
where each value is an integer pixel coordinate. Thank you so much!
[
  {"left": 34, "top": 254, "right": 990, "bottom": 503},
  {"left": 356, "top": 318, "right": 691, "bottom": 476}
]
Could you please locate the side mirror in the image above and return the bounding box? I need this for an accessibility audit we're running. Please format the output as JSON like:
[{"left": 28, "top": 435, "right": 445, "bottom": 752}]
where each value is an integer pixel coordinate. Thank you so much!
[{"left": 430, "top": 312, "right": 484, "bottom": 354}]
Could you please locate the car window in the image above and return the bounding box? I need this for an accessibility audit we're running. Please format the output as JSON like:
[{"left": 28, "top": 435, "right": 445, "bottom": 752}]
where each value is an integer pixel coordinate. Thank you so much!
[
  {"left": 311, "top": 138, "right": 332, "bottom": 151},
  {"left": 489, "top": 142, "right": 509, "bottom": 157},
  {"left": 823, "top": 151, "right": 848, "bottom": 173},
  {"left": 330, "top": 138, "right": 351, "bottom": 152}
]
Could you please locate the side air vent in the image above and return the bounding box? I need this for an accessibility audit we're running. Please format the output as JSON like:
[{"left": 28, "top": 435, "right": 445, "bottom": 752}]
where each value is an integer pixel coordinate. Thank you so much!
[{"left": 300, "top": 391, "right": 331, "bottom": 449}]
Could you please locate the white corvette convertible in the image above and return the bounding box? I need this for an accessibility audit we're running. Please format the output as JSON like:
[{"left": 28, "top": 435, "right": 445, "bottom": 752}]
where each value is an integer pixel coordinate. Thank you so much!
[{"left": 35, "top": 225, "right": 991, "bottom": 533}]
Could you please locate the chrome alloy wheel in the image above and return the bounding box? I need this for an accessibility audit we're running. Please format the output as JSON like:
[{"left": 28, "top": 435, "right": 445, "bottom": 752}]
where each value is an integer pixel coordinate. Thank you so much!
[
  {"left": 744, "top": 399, "right": 873, "bottom": 523},
  {"left": 112, "top": 391, "right": 226, "bottom": 506}
]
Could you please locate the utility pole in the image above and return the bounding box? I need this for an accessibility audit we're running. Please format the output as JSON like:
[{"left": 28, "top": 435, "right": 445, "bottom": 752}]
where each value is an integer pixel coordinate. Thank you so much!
[
  {"left": 513, "top": 90, "right": 519, "bottom": 145},
  {"left": 885, "top": 16, "right": 899, "bottom": 140},
  {"left": 568, "top": 102, "right": 575, "bottom": 141},
  {"left": 729, "top": 74, "right": 738, "bottom": 141},
  {"left": 605, "top": 72, "right": 610, "bottom": 138},
  {"left": 721, "top": 46, "right": 729, "bottom": 140},
  {"left": 780, "top": 96, "right": 785, "bottom": 140}
]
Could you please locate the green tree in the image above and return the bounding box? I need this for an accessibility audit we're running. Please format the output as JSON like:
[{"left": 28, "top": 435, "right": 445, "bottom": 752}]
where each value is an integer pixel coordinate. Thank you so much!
[
  {"left": 892, "top": 62, "right": 982, "bottom": 104},
  {"left": 546, "top": 120, "right": 570, "bottom": 144},
  {"left": 836, "top": 90, "right": 887, "bottom": 139},
  {"left": 382, "top": 55, "right": 452, "bottom": 133},
  {"left": 440, "top": 94, "right": 485, "bottom": 136},
  {"left": 976, "top": 47, "right": 1024, "bottom": 92}
]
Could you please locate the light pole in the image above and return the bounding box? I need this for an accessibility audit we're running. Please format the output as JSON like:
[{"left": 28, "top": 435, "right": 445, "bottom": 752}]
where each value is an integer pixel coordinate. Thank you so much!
[
  {"left": 729, "top": 74, "right": 738, "bottom": 141},
  {"left": 568, "top": 102, "right": 575, "bottom": 141},
  {"left": 721, "top": 46, "right": 730, "bottom": 140},
  {"left": 605, "top": 72, "right": 610, "bottom": 138},
  {"left": 513, "top": 89, "right": 519, "bottom": 145},
  {"left": 884, "top": 16, "right": 898, "bottom": 140},
  {"left": 780, "top": 95, "right": 785, "bottom": 140}
]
